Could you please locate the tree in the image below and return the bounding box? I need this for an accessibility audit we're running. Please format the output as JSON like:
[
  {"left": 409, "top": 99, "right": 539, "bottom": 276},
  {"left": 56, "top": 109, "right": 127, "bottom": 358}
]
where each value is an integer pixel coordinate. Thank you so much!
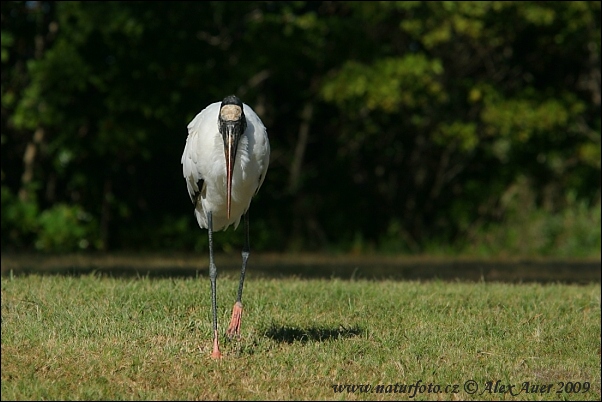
[{"left": 1, "top": 1, "right": 600, "bottom": 255}]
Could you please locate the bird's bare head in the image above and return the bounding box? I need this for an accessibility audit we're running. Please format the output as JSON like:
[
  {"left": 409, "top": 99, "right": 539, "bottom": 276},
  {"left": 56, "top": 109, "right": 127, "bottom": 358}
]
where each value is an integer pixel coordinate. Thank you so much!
[
  {"left": 218, "top": 95, "right": 247, "bottom": 220},
  {"left": 220, "top": 95, "right": 244, "bottom": 121}
]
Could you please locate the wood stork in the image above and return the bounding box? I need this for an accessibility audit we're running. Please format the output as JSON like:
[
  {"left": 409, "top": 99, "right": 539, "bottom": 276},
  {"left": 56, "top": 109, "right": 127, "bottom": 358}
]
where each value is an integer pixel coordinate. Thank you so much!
[{"left": 181, "top": 95, "right": 270, "bottom": 358}]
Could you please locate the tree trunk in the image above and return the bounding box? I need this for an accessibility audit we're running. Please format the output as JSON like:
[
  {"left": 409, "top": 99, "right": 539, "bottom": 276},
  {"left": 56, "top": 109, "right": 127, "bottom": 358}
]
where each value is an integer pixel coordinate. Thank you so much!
[{"left": 19, "top": 127, "right": 45, "bottom": 202}]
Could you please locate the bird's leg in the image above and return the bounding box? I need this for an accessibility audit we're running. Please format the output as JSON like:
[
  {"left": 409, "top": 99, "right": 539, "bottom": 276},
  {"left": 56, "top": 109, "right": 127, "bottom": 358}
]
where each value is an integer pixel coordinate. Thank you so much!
[
  {"left": 208, "top": 211, "right": 222, "bottom": 359},
  {"left": 227, "top": 211, "right": 249, "bottom": 338}
]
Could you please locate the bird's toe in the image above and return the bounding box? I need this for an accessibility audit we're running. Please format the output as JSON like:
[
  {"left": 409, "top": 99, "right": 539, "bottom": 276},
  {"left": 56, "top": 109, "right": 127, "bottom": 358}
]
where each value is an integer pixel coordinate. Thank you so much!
[{"left": 226, "top": 301, "right": 243, "bottom": 338}]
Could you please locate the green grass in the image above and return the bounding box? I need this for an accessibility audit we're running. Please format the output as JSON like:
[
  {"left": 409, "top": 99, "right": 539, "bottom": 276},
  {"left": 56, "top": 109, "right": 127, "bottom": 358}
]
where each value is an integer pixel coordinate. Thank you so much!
[{"left": 1, "top": 268, "right": 600, "bottom": 400}]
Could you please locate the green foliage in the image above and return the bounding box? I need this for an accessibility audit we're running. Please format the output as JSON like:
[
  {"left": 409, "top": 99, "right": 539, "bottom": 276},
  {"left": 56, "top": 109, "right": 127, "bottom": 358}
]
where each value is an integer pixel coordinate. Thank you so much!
[
  {"left": 0, "top": 30, "right": 13, "bottom": 63},
  {"left": 480, "top": 89, "right": 585, "bottom": 143},
  {"left": 1, "top": 185, "right": 101, "bottom": 252},
  {"left": 1, "top": 1, "right": 600, "bottom": 255},
  {"left": 1, "top": 186, "right": 39, "bottom": 248},
  {"left": 460, "top": 180, "right": 602, "bottom": 258},
  {"left": 35, "top": 203, "right": 101, "bottom": 252},
  {"left": 321, "top": 55, "right": 445, "bottom": 112},
  {"left": 432, "top": 121, "right": 478, "bottom": 152}
]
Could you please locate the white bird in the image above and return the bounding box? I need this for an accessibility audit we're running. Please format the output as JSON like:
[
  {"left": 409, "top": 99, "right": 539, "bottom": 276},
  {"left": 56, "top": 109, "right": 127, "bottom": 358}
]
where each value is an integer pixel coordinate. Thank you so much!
[{"left": 181, "top": 95, "right": 270, "bottom": 358}]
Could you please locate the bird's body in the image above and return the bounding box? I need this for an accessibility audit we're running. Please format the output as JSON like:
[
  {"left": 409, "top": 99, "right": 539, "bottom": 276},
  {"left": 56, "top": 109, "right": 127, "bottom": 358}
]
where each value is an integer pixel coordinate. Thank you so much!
[
  {"left": 182, "top": 102, "right": 269, "bottom": 231},
  {"left": 181, "top": 95, "right": 269, "bottom": 358}
]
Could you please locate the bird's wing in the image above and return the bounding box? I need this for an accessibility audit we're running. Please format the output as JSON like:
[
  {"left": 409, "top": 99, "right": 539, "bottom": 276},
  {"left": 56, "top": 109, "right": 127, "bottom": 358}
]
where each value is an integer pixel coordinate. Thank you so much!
[
  {"left": 181, "top": 102, "right": 221, "bottom": 204},
  {"left": 244, "top": 104, "right": 271, "bottom": 196}
]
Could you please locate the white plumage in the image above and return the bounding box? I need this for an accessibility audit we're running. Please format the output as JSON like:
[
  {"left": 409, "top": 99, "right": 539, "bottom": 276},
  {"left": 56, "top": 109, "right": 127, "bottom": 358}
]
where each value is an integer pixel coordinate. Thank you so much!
[
  {"left": 181, "top": 95, "right": 270, "bottom": 358},
  {"left": 182, "top": 101, "right": 270, "bottom": 231}
]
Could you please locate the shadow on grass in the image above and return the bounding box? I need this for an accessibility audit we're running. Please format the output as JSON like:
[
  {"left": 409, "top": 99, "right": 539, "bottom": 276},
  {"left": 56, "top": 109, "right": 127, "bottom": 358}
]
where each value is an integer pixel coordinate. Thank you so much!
[{"left": 263, "top": 324, "right": 363, "bottom": 344}]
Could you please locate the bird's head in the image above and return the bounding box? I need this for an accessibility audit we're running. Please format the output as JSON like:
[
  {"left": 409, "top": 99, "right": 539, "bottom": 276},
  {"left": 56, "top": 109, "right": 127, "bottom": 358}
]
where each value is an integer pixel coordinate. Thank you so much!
[{"left": 218, "top": 95, "right": 247, "bottom": 220}]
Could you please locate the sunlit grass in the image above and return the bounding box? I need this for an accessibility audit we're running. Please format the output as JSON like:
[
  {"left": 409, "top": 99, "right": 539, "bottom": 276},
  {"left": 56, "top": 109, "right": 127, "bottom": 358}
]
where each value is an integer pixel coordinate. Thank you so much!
[{"left": 2, "top": 271, "right": 600, "bottom": 400}]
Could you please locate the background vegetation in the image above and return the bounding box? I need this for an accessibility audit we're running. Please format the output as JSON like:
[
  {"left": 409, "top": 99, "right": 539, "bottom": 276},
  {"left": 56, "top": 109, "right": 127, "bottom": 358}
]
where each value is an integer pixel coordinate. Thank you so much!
[{"left": 2, "top": 1, "right": 600, "bottom": 256}]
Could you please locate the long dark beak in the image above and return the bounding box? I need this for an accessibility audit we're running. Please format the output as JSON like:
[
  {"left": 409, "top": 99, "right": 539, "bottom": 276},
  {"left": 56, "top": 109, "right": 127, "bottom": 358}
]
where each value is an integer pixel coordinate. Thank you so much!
[{"left": 224, "top": 123, "right": 241, "bottom": 220}]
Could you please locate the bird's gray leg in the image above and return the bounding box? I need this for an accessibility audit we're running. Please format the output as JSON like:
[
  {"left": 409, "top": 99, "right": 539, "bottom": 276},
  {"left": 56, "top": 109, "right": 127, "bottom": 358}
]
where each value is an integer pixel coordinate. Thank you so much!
[
  {"left": 237, "top": 211, "right": 251, "bottom": 303},
  {"left": 208, "top": 211, "right": 222, "bottom": 358},
  {"left": 226, "top": 211, "right": 249, "bottom": 337}
]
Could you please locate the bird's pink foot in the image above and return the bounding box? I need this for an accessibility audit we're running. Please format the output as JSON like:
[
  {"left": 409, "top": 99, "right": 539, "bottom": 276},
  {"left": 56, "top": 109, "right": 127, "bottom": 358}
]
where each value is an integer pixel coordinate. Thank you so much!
[
  {"left": 226, "top": 301, "right": 243, "bottom": 338},
  {"left": 210, "top": 329, "right": 223, "bottom": 359}
]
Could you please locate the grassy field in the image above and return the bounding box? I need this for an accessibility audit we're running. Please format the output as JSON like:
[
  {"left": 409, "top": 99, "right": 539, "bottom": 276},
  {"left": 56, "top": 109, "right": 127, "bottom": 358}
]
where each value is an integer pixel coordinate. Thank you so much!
[{"left": 1, "top": 255, "right": 601, "bottom": 400}]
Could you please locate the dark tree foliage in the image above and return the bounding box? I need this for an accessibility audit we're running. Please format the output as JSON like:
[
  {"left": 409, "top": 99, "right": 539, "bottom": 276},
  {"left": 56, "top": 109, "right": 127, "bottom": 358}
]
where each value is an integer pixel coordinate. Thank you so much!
[{"left": 1, "top": 1, "right": 600, "bottom": 254}]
